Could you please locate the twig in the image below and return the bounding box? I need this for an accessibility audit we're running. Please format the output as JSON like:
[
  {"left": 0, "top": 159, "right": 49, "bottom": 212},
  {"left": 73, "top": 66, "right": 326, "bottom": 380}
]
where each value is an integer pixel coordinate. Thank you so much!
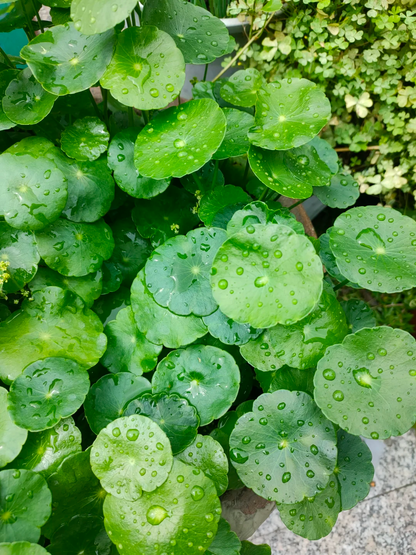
[
  {"left": 30, "top": 0, "right": 45, "bottom": 33},
  {"left": 20, "top": 0, "right": 36, "bottom": 39},
  {"left": 0, "top": 47, "right": 14, "bottom": 68},
  {"left": 335, "top": 146, "right": 380, "bottom": 153}
]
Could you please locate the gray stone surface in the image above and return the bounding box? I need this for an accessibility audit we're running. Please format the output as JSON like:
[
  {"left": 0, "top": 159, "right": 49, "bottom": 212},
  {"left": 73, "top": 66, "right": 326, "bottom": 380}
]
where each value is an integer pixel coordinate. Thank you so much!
[{"left": 250, "top": 429, "right": 416, "bottom": 555}]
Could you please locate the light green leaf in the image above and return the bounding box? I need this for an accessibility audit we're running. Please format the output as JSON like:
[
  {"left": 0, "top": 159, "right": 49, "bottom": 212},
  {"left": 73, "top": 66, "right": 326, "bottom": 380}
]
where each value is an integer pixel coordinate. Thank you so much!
[
  {"left": 213, "top": 109, "right": 255, "bottom": 160},
  {"left": 0, "top": 543, "right": 49, "bottom": 555},
  {"left": 227, "top": 201, "right": 305, "bottom": 236},
  {"left": 0, "top": 69, "right": 19, "bottom": 131},
  {"left": 0, "top": 387, "right": 27, "bottom": 469},
  {"left": 71, "top": 0, "right": 137, "bottom": 35},
  {"left": 319, "top": 229, "right": 356, "bottom": 286},
  {"left": 0, "top": 223, "right": 39, "bottom": 294},
  {"left": 314, "top": 173, "right": 359, "bottom": 209},
  {"left": 263, "top": 0, "right": 282, "bottom": 11},
  {"left": 61, "top": 117, "right": 110, "bottom": 162},
  {"left": 220, "top": 69, "right": 264, "bottom": 108}
]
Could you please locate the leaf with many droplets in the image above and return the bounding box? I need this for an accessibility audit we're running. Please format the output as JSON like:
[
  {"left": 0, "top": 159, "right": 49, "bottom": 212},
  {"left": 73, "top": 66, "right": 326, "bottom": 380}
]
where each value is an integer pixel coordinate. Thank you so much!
[
  {"left": 145, "top": 227, "right": 227, "bottom": 317},
  {"left": 48, "top": 514, "right": 112, "bottom": 555},
  {"left": 329, "top": 206, "right": 416, "bottom": 293},
  {"left": 198, "top": 185, "right": 251, "bottom": 226},
  {"left": 0, "top": 70, "right": 19, "bottom": 130},
  {"left": 267, "top": 366, "right": 315, "bottom": 396},
  {"left": 341, "top": 299, "right": 376, "bottom": 333},
  {"left": 0, "top": 387, "right": 27, "bottom": 469},
  {"left": 8, "top": 417, "right": 81, "bottom": 478},
  {"left": 71, "top": 0, "right": 137, "bottom": 35},
  {"left": 229, "top": 390, "right": 337, "bottom": 503},
  {"left": 35, "top": 218, "right": 114, "bottom": 277},
  {"left": 206, "top": 517, "right": 241, "bottom": 555},
  {"left": 142, "top": 0, "right": 230, "bottom": 64},
  {"left": 211, "top": 223, "right": 323, "bottom": 328},
  {"left": 124, "top": 392, "right": 200, "bottom": 455},
  {"left": 315, "top": 326, "right": 416, "bottom": 439},
  {"left": 103, "top": 458, "right": 221, "bottom": 555},
  {"left": 248, "top": 141, "right": 335, "bottom": 199},
  {"left": 240, "top": 541, "right": 271, "bottom": 555},
  {"left": 134, "top": 99, "right": 227, "bottom": 179},
  {"left": 227, "top": 201, "right": 304, "bottom": 236},
  {"left": 240, "top": 329, "right": 285, "bottom": 372},
  {"left": 0, "top": 286, "right": 106, "bottom": 384},
  {"left": 29, "top": 266, "right": 102, "bottom": 308},
  {"left": 131, "top": 186, "right": 199, "bottom": 247},
  {"left": 314, "top": 173, "right": 359, "bottom": 209},
  {"left": 84, "top": 372, "right": 151, "bottom": 434},
  {"left": 276, "top": 473, "right": 340, "bottom": 540},
  {"left": 8, "top": 357, "right": 90, "bottom": 432},
  {"left": 0, "top": 153, "right": 67, "bottom": 231},
  {"left": 220, "top": 69, "right": 264, "bottom": 108},
  {"left": 20, "top": 23, "right": 116, "bottom": 96},
  {"left": 100, "top": 26, "right": 185, "bottom": 110},
  {"left": 101, "top": 307, "right": 162, "bottom": 375},
  {"left": 203, "top": 307, "right": 262, "bottom": 346},
  {"left": 61, "top": 117, "right": 110, "bottom": 162},
  {"left": 336, "top": 429, "right": 373, "bottom": 510},
  {"left": 175, "top": 434, "right": 229, "bottom": 496},
  {"left": 46, "top": 149, "right": 115, "bottom": 223},
  {"left": 130, "top": 270, "right": 208, "bottom": 349},
  {"left": 212, "top": 109, "right": 255, "bottom": 160},
  {"left": 242, "top": 290, "right": 348, "bottom": 370},
  {"left": 0, "top": 543, "right": 49, "bottom": 555},
  {"left": 0, "top": 223, "right": 39, "bottom": 294},
  {"left": 0, "top": 469, "right": 51, "bottom": 542},
  {"left": 91, "top": 415, "right": 173, "bottom": 501},
  {"left": 3, "top": 68, "right": 57, "bottom": 125},
  {"left": 153, "top": 345, "right": 240, "bottom": 426},
  {"left": 248, "top": 79, "right": 331, "bottom": 150},
  {"left": 107, "top": 128, "right": 171, "bottom": 199}
]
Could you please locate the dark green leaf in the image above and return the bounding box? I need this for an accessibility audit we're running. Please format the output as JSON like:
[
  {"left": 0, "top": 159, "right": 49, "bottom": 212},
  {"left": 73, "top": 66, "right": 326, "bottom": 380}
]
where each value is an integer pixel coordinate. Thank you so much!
[
  {"left": 341, "top": 299, "right": 376, "bottom": 333},
  {"left": 61, "top": 117, "right": 110, "bottom": 162},
  {"left": 206, "top": 517, "right": 241, "bottom": 555},
  {"left": 48, "top": 514, "right": 112, "bottom": 555},
  {"left": 199, "top": 185, "right": 251, "bottom": 226}
]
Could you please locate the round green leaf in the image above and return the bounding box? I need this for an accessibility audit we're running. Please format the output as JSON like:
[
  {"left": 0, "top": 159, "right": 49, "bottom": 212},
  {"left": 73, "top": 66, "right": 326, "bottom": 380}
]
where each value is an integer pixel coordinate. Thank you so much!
[
  {"left": 198, "top": 185, "right": 251, "bottom": 226},
  {"left": 0, "top": 543, "right": 48, "bottom": 555},
  {"left": 35, "top": 218, "right": 114, "bottom": 277},
  {"left": 8, "top": 357, "right": 90, "bottom": 431},
  {"left": 240, "top": 330, "right": 285, "bottom": 372},
  {"left": 220, "top": 69, "right": 264, "bottom": 108},
  {"left": 336, "top": 429, "right": 374, "bottom": 510},
  {"left": 0, "top": 387, "right": 27, "bottom": 469},
  {"left": 8, "top": 417, "right": 81, "bottom": 478},
  {"left": 4, "top": 136, "right": 56, "bottom": 158},
  {"left": 132, "top": 186, "right": 199, "bottom": 247},
  {"left": 175, "top": 434, "right": 228, "bottom": 496},
  {"left": 131, "top": 270, "right": 208, "bottom": 349},
  {"left": 211, "top": 223, "right": 323, "bottom": 328},
  {"left": 71, "top": 0, "right": 137, "bottom": 35},
  {"left": 107, "top": 128, "right": 170, "bottom": 199},
  {"left": 319, "top": 229, "right": 356, "bottom": 287},
  {"left": 341, "top": 299, "right": 376, "bottom": 333},
  {"left": 20, "top": 23, "right": 116, "bottom": 96},
  {"left": 146, "top": 227, "right": 227, "bottom": 316},
  {"left": 0, "top": 469, "right": 51, "bottom": 543},
  {"left": 314, "top": 173, "right": 359, "bottom": 209},
  {"left": 61, "top": 117, "right": 110, "bottom": 162},
  {"left": 248, "top": 79, "right": 331, "bottom": 150},
  {"left": 91, "top": 415, "right": 173, "bottom": 500},
  {"left": 124, "top": 392, "right": 200, "bottom": 455},
  {"left": 142, "top": 0, "right": 230, "bottom": 64},
  {"left": 241, "top": 290, "right": 348, "bottom": 370},
  {"left": 329, "top": 206, "right": 416, "bottom": 293},
  {"left": 240, "top": 541, "right": 271, "bottom": 555},
  {"left": 84, "top": 373, "right": 151, "bottom": 434},
  {"left": 227, "top": 201, "right": 304, "bottom": 236},
  {"left": 29, "top": 266, "right": 102, "bottom": 308},
  {"left": 44, "top": 449, "right": 107, "bottom": 539},
  {"left": 314, "top": 326, "right": 416, "bottom": 439},
  {"left": 134, "top": 99, "right": 227, "bottom": 179},
  {"left": 248, "top": 142, "right": 334, "bottom": 199},
  {"left": 277, "top": 473, "right": 340, "bottom": 540},
  {"left": 0, "top": 69, "right": 19, "bottom": 131},
  {"left": 0, "top": 286, "right": 106, "bottom": 384},
  {"left": 267, "top": 366, "right": 315, "bottom": 396},
  {"left": 203, "top": 307, "right": 262, "bottom": 346},
  {"left": 212, "top": 109, "right": 255, "bottom": 160},
  {"left": 0, "top": 153, "right": 67, "bottom": 231},
  {"left": 3, "top": 68, "right": 57, "bottom": 125},
  {"left": 229, "top": 390, "right": 337, "bottom": 503},
  {"left": 101, "top": 307, "right": 162, "bottom": 375},
  {"left": 152, "top": 345, "right": 240, "bottom": 426},
  {"left": 0, "top": 223, "right": 39, "bottom": 294},
  {"left": 100, "top": 26, "right": 185, "bottom": 110},
  {"left": 103, "top": 458, "right": 221, "bottom": 555},
  {"left": 48, "top": 514, "right": 112, "bottom": 555},
  {"left": 206, "top": 517, "right": 241, "bottom": 555}
]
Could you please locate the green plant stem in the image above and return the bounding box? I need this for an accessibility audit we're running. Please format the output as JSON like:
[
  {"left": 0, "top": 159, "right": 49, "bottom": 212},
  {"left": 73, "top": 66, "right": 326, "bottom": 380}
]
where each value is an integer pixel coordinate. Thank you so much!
[
  {"left": 289, "top": 199, "right": 305, "bottom": 210},
  {"left": 258, "top": 187, "right": 268, "bottom": 201},
  {"left": 192, "top": 172, "right": 204, "bottom": 192},
  {"left": 334, "top": 278, "right": 349, "bottom": 291},
  {"left": 20, "top": 0, "right": 36, "bottom": 40},
  {"left": 203, "top": 64, "right": 209, "bottom": 81},
  {"left": 128, "top": 107, "right": 134, "bottom": 127},
  {"left": 101, "top": 87, "right": 109, "bottom": 127},
  {"left": 30, "top": 0, "right": 44, "bottom": 33},
  {"left": 243, "top": 159, "right": 250, "bottom": 184},
  {"left": 126, "top": 17, "right": 132, "bottom": 27},
  {"left": 0, "top": 47, "right": 14, "bottom": 68},
  {"left": 142, "top": 110, "right": 150, "bottom": 125},
  {"left": 88, "top": 89, "right": 102, "bottom": 120},
  {"left": 212, "top": 12, "right": 275, "bottom": 82},
  {"left": 129, "top": 13, "right": 135, "bottom": 28}
]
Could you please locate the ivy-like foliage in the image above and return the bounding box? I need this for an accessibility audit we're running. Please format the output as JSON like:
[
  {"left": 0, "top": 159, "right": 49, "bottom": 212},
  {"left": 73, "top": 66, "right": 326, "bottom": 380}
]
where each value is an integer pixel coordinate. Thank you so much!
[{"left": 0, "top": 0, "right": 414, "bottom": 553}]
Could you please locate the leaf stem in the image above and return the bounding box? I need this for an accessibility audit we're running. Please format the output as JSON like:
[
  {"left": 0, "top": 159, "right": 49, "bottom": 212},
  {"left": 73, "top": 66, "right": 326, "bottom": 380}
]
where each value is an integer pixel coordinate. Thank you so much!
[
  {"left": 192, "top": 172, "right": 204, "bottom": 191},
  {"left": 88, "top": 89, "right": 102, "bottom": 120},
  {"left": 20, "top": 0, "right": 36, "bottom": 40},
  {"left": 212, "top": 12, "right": 275, "bottom": 82},
  {"left": 335, "top": 145, "right": 380, "bottom": 152},
  {"left": 288, "top": 198, "right": 305, "bottom": 210},
  {"left": 212, "top": 160, "right": 219, "bottom": 187},
  {"left": 203, "top": 63, "right": 209, "bottom": 81},
  {"left": 0, "top": 47, "right": 14, "bottom": 68},
  {"left": 258, "top": 186, "right": 268, "bottom": 201},
  {"left": 142, "top": 110, "right": 150, "bottom": 125},
  {"left": 30, "top": 0, "right": 45, "bottom": 33},
  {"left": 334, "top": 278, "right": 349, "bottom": 291},
  {"left": 243, "top": 158, "right": 250, "bottom": 184},
  {"left": 101, "top": 86, "right": 109, "bottom": 127}
]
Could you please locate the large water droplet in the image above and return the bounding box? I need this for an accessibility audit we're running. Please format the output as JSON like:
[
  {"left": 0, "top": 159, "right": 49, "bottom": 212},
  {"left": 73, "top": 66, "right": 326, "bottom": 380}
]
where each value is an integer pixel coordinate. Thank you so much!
[
  {"left": 146, "top": 505, "right": 168, "bottom": 526},
  {"left": 191, "top": 486, "right": 205, "bottom": 501}
]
